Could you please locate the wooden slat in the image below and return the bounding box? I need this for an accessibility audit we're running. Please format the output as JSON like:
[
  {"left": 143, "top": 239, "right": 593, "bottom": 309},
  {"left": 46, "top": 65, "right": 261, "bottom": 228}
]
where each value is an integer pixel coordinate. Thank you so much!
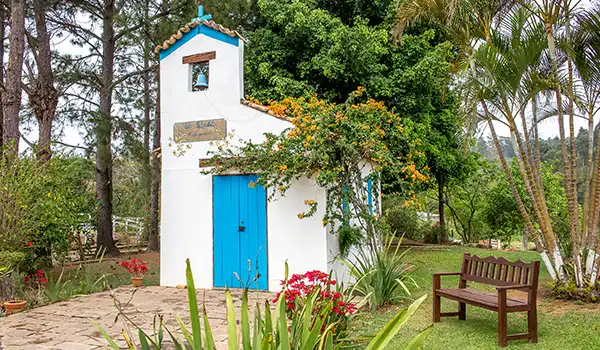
[
  {"left": 435, "top": 288, "right": 529, "bottom": 312},
  {"left": 507, "top": 333, "right": 531, "bottom": 341},
  {"left": 501, "top": 264, "right": 508, "bottom": 281},
  {"left": 440, "top": 312, "right": 461, "bottom": 317},
  {"left": 476, "top": 261, "right": 484, "bottom": 276},
  {"left": 509, "top": 265, "right": 516, "bottom": 283},
  {"left": 182, "top": 51, "right": 216, "bottom": 64}
]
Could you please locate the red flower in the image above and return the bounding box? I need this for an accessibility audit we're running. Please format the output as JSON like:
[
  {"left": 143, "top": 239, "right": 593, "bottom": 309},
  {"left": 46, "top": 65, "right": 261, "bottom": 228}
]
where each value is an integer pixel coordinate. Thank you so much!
[
  {"left": 27, "top": 241, "right": 33, "bottom": 247},
  {"left": 275, "top": 270, "right": 357, "bottom": 317},
  {"left": 121, "top": 258, "right": 149, "bottom": 277}
]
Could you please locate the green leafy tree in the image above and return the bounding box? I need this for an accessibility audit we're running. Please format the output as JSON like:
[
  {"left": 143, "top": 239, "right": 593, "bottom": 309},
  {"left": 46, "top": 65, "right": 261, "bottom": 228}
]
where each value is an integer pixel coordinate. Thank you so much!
[
  {"left": 445, "top": 156, "right": 494, "bottom": 243},
  {"left": 244, "top": 0, "right": 463, "bottom": 242}
]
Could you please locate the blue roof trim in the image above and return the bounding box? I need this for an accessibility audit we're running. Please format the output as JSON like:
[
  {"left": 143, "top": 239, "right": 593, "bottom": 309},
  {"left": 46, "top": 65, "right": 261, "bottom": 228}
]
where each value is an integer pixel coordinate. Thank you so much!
[
  {"left": 159, "top": 27, "right": 199, "bottom": 60},
  {"left": 159, "top": 24, "right": 239, "bottom": 60},
  {"left": 200, "top": 25, "right": 239, "bottom": 47}
]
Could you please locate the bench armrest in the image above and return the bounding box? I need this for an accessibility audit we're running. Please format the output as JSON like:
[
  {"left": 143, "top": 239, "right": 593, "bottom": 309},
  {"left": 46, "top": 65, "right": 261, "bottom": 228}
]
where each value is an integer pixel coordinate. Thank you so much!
[
  {"left": 433, "top": 272, "right": 462, "bottom": 277},
  {"left": 496, "top": 284, "right": 532, "bottom": 291}
]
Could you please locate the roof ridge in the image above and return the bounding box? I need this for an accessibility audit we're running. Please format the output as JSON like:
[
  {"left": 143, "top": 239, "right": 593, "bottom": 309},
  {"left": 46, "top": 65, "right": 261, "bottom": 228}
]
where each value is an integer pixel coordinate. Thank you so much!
[{"left": 154, "top": 18, "right": 247, "bottom": 54}]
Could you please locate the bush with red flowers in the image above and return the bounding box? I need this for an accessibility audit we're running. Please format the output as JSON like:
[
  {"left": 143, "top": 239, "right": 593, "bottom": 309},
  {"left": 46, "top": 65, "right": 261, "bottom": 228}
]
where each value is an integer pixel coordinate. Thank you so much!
[
  {"left": 273, "top": 270, "right": 357, "bottom": 342},
  {"left": 120, "top": 258, "right": 149, "bottom": 277},
  {"left": 23, "top": 269, "right": 48, "bottom": 285}
]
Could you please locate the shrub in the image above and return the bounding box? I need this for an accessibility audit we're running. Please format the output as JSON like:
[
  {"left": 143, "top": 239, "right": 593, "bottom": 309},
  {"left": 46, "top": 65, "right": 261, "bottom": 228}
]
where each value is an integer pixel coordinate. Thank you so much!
[
  {"left": 0, "top": 154, "right": 95, "bottom": 271},
  {"left": 423, "top": 222, "right": 442, "bottom": 244},
  {"left": 0, "top": 251, "right": 26, "bottom": 271},
  {"left": 342, "top": 235, "right": 417, "bottom": 312},
  {"left": 382, "top": 195, "right": 426, "bottom": 241}
]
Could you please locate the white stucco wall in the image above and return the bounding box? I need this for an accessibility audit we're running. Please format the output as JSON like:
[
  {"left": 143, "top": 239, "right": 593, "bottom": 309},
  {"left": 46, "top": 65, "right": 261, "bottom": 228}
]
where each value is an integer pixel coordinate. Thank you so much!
[{"left": 159, "top": 30, "right": 337, "bottom": 291}]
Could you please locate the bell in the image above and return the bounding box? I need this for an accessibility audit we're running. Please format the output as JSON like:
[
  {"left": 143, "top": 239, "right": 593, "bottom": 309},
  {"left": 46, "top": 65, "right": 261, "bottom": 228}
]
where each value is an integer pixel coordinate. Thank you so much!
[{"left": 194, "top": 71, "right": 209, "bottom": 90}]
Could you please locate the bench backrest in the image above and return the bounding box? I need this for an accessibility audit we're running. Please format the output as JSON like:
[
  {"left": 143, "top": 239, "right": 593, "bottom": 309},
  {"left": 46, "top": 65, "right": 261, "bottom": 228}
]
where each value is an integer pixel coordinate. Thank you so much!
[{"left": 460, "top": 253, "right": 540, "bottom": 287}]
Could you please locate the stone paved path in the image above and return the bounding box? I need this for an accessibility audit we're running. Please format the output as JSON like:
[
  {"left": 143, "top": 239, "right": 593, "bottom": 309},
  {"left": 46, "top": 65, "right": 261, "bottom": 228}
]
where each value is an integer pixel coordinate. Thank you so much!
[{"left": 0, "top": 287, "right": 274, "bottom": 350}]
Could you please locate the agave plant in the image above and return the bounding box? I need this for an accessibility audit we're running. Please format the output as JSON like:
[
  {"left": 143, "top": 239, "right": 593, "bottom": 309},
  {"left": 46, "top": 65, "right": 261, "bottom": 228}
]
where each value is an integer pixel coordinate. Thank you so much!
[
  {"left": 95, "top": 259, "right": 429, "bottom": 349},
  {"left": 341, "top": 235, "right": 418, "bottom": 312}
]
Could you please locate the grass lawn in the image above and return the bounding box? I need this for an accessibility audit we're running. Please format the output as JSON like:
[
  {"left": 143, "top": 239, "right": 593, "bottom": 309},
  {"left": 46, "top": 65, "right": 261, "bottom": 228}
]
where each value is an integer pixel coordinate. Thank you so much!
[{"left": 348, "top": 246, "right": 600, "bottom": 349}]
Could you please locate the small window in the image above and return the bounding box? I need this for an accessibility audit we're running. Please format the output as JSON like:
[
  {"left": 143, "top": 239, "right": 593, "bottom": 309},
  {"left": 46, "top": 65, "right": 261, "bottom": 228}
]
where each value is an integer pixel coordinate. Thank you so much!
[{"left": 191, "top": 62, "right": 209, "bottom": 91}]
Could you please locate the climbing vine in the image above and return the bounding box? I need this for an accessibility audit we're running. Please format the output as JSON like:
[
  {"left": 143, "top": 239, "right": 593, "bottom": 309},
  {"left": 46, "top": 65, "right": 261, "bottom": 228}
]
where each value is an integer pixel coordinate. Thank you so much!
[{"left": 204, "top": 90, "right": 428, "bottom": 254}]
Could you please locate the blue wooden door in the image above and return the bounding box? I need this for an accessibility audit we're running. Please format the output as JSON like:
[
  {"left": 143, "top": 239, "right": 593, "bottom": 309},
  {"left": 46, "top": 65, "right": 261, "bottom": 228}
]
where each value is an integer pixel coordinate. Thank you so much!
[{"left": 213, "top": 175, "right": 268, "bottom": 290}]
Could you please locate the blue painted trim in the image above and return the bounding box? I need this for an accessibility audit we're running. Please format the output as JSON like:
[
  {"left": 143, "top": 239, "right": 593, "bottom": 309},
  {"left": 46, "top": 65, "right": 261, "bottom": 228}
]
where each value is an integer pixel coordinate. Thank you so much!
[
  {"left": 159, "top": 23, "right": 239, "bottom": 60},
  {"left": 199, "top": 25, "right": 239, "bottom": 46},
  {"left": 159, "top": 27, "right": 199, "bottom": 60},
  {"left": 367, "top": 179, "right": 373, "bottom": 215}
]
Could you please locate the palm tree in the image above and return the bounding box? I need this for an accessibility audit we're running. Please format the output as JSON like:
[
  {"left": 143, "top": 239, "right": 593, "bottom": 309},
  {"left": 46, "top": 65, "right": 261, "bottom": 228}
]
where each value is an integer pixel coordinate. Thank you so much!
[
  {"left": 461, "top": 6, "right": 567, "bottom": 279},
  {"left": 572, "top": 4, "right": 600, "bottom": 281}
]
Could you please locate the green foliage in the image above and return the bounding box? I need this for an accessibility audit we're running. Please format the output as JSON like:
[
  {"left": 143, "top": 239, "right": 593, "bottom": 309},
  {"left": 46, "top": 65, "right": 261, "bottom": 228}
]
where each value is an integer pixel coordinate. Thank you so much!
[
  {"left": 43, "top": 270, "right": 71, "bottom": 303},
  {"left": 422, "top": 222, "right": 442, "bottom": 244},
  {"left": 481, "top": 160, "right": 570, "bottom": 253},
  {"left": 245, "top": 0, "right": 389, "bottom": 102},
  {"left": 338, "top": 224, "right": 363, "bottom": 257},
  {"left": 382, "top": 195, "right": 423, "bottom": 240},
  {"left": 444, "top": 157, "right": 496, "bottom": 243},
  {"left": 0, "top": 251, "right": 26, "bottom": 272},
  {"left": 113, "top": 158, "right": 150, "bottom": 218},
  {"left": 243, "top": 0, "right": 464, "bottom": 238},
  {"left": 0, "top": 154, "right": 95, "bottom": 270},
  {"left": 205, "top": 94, "right": 428, "bottom": 250},
  {"left": 342, "top": 236, "right": 417, "bottom": 312}
]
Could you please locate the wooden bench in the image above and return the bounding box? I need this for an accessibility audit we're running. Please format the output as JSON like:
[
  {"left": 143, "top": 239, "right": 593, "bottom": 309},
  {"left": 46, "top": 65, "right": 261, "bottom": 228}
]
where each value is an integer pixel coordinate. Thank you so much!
[{"left": 433, "top": 253, "right": 540, "bottom": 347}]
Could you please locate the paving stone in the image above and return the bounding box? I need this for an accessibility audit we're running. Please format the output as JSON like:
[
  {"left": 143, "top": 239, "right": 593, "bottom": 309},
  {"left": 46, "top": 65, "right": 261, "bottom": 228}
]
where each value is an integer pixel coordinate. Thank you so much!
[{"left": 0, "top": 286, "right": 274, "bottom": 349}]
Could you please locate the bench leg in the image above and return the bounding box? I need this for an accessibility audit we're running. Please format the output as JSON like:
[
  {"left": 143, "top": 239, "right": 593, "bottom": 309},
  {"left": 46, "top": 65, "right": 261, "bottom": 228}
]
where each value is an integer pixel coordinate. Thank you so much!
[
  {"left": 458, "top": 302, "right": 466, "bottom": 320},
  {"left": 498, "top": 290, "right": 508, "bottom": 347},
  {"left": 528, "top": 308, "right": 538, "bottom": 343},
  {"left": 433, "top": 275, "right": 441, "bottom": 323},
  {"left": 433, "top": 294, "right": 441, "bottom": 322}
]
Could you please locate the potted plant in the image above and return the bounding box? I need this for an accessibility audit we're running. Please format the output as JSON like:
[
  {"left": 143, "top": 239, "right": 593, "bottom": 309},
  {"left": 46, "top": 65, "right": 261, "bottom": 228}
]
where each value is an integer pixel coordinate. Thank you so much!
[
  {"left": 0, "top": 266, "right": 27, "bottom": 315},
  {"left": 121, "top": 258, "right": 148, "bottom": 287}
]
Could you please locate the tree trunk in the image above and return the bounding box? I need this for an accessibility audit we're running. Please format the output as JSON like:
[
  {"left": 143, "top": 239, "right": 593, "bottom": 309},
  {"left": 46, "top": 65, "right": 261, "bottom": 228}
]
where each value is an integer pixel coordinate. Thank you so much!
[
  {"left": 142, "top": 0, "right": 152, "bottom": 242},
  {"left": 0, "top": 6, "right": 5, "bottom": 150},
  {"left": 583, "top": 110, "right": 594, "bottom": 250},
  {"left": 2, "top": 0, "right": 26, "bottom": 153},
  {"left": 96, "top": 0, "right": 119, "bottom": 256},
  {"left": 546, "top": 23, "right": 582, "bottom": 285},
  {"left": 148, "top": 70, "right": 161, "bottom": 252},
  {"left": 437, "top": 174, "right": 447, "bottom": 242},
  {"left": 29, "top": 0, "right": 59, "bottom": 162},
  {"left": 523, "top": 229, "right": 529, "bottom": 251},
  {"left": 483, "top": 106, "right": 560, "bottom": 279}
]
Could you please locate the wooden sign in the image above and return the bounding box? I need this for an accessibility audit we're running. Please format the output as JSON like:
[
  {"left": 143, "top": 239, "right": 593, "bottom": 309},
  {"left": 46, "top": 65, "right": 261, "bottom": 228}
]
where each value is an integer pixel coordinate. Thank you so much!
[{"left": 173, "top": 119, "right": 227, "bottom": 143}]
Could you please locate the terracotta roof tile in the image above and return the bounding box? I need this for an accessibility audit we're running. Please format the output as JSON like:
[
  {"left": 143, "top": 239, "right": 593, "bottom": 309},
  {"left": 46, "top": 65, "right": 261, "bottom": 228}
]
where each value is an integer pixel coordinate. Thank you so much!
[
  {"left": 241, "top": 99, "right": 293, "bottom": 123},
  {"left": 154, "top": 19, "right": 247, "bottom": 54}
]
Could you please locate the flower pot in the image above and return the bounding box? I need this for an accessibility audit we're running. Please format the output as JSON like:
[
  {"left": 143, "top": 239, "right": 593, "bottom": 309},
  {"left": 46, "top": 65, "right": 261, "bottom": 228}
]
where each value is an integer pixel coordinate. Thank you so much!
[
  {"left": 3, "top": 300, "right": 27, "bottom": 314},
  {"left": 132, "top": 277, "right": 144, "bottom": 287}
]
